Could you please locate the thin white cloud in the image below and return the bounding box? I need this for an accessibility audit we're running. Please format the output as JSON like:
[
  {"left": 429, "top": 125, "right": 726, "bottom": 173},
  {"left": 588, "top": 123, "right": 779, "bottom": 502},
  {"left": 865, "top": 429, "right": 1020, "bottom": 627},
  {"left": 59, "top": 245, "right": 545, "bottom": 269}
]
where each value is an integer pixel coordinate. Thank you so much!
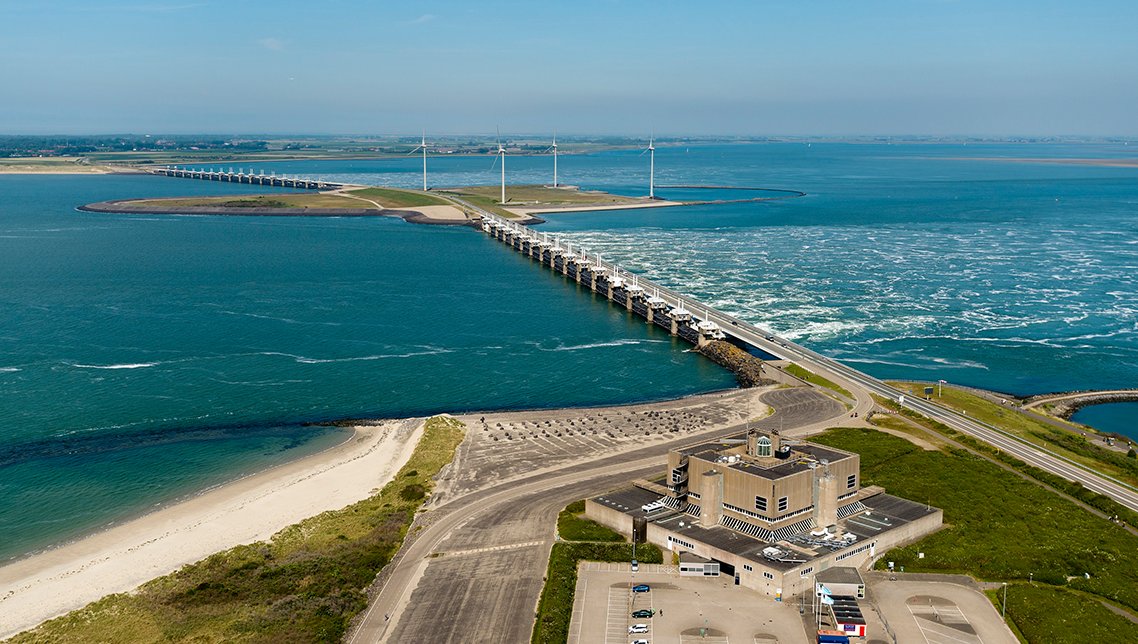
[
  {"left": 72, "top": 3, "right": 207, "bottom": 13},
  {"left": 258, "top": 37, "right": 285, "bottom": 51},
  {"left": 406, "top": 13, "right": 435, "bottom": 25}
]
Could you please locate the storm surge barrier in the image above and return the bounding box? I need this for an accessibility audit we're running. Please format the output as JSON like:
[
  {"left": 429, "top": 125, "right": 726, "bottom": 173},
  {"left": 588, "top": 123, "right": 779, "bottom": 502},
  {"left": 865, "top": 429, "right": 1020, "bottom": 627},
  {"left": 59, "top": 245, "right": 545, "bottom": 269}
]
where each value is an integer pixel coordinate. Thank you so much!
[
  {"left": 478, "top": 211, "right": 1138, "bottom": 514},
  {"left": 147, "top": 166, "right": 345, "bottom": 190},
  {"left": 481, "top": 215, "right": 735, "bottom": 351}
]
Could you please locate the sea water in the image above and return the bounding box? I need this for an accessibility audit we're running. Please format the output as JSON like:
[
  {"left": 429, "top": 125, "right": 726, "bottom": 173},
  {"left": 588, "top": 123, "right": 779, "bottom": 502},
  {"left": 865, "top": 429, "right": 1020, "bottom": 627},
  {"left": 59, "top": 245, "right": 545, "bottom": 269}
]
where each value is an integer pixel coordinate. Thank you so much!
[
  {"left": 0, "top": 174, "right": 734, "bottom": 560},
  {"left": 3, "top": 142, "right": 1136, "bottom": 559},
  {"left": 264, "top": 143, "right": 1137, "bottom": 403}
]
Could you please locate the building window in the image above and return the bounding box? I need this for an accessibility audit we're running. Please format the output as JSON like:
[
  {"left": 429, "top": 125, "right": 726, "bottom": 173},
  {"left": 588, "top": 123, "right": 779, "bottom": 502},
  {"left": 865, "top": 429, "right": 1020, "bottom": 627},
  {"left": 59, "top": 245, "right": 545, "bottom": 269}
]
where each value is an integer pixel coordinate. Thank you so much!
[
  {"left": 743, "top": 564, "right": 753, "bottom": 572},
  {"left": 668, "top": 535, "right": 695, "bottom": 550},
  {"left": 764, "top": 572, "right": 774, "bottom": 580},
  {"left": 755, "top": 495, "right": 767, "bottom": 512},
  {"left": 756, "top": 435, "right": 771, "bottom": 457},
  {"left": 778, "top": 496, "right": 788, "bottom": 512},
  {"left": 847, "top": 474, "right": 857, "bottom": 489},
  {"left": 800, "top": 566, "right": 814, "bottom": 577}
]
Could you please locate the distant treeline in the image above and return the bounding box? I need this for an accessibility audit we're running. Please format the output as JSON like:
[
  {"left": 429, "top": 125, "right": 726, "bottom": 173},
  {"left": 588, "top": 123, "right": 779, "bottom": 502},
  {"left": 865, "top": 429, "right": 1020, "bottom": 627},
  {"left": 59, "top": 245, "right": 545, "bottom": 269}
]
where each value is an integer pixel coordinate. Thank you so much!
[{"left": 0, "top": 135, "right": 269, "bottom": 157}]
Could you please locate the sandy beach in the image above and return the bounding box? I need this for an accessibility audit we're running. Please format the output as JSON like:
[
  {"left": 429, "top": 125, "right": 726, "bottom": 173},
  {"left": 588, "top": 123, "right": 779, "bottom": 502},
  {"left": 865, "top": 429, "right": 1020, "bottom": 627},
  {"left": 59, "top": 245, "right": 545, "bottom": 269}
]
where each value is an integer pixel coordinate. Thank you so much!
[{"left": 0, "top": 418, "right": 423, "bottom": 640}]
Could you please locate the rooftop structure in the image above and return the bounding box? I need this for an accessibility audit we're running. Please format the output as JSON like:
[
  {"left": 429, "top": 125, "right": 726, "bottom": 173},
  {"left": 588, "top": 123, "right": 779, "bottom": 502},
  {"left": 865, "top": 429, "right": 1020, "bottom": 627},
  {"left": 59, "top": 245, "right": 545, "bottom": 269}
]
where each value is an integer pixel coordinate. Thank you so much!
[{"left": 586, "top": 431, "right": 942, "bottom": 597}]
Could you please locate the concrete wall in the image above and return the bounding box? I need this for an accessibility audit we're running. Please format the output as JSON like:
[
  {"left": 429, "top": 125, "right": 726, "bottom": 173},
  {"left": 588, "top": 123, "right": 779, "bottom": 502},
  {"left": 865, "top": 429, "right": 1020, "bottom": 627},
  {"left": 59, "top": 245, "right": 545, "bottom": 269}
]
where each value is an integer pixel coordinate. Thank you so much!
[{"left": 584, "top": 499, "right": 634, "bottom": 537}]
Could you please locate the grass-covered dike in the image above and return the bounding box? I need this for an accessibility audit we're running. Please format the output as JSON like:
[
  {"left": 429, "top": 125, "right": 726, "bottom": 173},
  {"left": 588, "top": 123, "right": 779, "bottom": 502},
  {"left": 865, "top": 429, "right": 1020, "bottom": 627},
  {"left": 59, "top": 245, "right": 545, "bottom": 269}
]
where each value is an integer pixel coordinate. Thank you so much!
[
  {"left": 813, "top": 427, "right": 1138, "bottom": 643},
  {"left": 11, "top": 416, "right": 465, "bottom": 644}
]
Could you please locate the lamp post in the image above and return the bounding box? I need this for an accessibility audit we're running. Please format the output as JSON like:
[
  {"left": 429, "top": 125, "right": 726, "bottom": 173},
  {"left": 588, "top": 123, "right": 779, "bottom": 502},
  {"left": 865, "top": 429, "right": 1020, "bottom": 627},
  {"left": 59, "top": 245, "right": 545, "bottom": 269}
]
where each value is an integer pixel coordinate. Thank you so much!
[{"left": 1001, "top": 582, "right": 1008, "bottom": 618}]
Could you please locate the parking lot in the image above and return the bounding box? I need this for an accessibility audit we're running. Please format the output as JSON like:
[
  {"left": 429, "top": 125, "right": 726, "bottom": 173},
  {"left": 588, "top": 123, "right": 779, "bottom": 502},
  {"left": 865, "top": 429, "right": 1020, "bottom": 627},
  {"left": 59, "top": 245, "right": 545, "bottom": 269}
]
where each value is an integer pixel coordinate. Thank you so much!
[{"left": 570, "top": 563, "right": 809, "bottom": 644}]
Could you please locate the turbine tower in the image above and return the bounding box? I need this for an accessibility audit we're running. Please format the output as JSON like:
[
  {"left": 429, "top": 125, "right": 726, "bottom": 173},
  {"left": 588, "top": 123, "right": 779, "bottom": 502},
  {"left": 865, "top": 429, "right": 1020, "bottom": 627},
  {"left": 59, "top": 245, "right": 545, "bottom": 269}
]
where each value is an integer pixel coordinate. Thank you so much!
[
  {"left": 546, "top": 133, "right": 559, "bottom": 188},
  {"left": 494, "top": 129, "right": 507, "bottom": 204},
  {"left": 408, "top": 131, "right": 428, "bottom": 191},
  {"left": 648, "top": 136, "right": 656, "bottom": 199}
]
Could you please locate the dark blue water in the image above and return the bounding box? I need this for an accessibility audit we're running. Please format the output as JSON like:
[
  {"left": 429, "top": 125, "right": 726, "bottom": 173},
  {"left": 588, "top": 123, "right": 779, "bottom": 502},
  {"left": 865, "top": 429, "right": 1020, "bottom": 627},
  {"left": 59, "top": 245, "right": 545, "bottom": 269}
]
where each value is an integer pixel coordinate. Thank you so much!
[
  {"left": 4, "top": 142, "right": 1137, "bottom": 559},
  {"left": 196, "top": 145, "right": 1138, "bottom": 437},
  {"left": 1072, "top": 403, "right": 1138, "bottom": 442},
  {"left": 0, "top": 174, "right": 733, "bottom": 560}
]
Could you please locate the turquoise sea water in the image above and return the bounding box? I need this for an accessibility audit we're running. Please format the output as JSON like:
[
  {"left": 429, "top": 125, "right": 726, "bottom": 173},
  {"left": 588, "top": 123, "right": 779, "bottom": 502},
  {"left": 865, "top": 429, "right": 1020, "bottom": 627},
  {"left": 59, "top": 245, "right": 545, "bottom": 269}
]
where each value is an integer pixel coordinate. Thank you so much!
[
  {"left": 0, "top": 174, "right": 733, "bottom": 560},
  {"left": 265, "top": 144, "right": 1138, "bottom": 399},
  {"left": 2, "top": 143, "right": 1137, "bottom": 559}
]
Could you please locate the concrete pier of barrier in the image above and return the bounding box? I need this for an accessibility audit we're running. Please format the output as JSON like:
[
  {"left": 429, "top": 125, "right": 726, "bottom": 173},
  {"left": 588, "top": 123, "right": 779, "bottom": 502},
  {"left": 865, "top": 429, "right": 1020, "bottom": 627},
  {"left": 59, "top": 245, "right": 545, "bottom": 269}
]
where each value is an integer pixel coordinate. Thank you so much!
[
  {"left": 147, "top": 166, "right": 344, "bottom": 191},
  {"left": 481, "top": 215, "right": 736, "bottom": 353}
]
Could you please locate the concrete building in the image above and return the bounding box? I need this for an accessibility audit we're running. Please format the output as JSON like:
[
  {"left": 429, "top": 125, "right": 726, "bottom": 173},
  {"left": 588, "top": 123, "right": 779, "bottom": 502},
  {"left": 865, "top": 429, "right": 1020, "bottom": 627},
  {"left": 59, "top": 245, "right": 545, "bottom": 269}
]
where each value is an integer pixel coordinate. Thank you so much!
[{"left": 586, "top": 430, "right": 942, "bottom": 598}]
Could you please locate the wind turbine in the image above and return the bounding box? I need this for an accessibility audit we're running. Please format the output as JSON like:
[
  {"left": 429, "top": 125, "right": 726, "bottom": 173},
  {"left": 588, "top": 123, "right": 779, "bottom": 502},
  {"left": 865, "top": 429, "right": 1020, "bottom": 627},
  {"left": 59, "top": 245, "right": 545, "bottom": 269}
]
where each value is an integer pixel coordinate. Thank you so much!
[
  {"left": 639, "top": 134, "right": 656, "bottom": 198},
  {"left": 407, "top": 131, "right": 428, "bottom": 191},
  {"left": 647, "top": 136, "right": 655, "bottom": 199},
  {"left": 545, "top": 132, "right": 559, "bottom": 188},
  {"left": 490, "top": 128, "right": 507, "bottom": 204}
]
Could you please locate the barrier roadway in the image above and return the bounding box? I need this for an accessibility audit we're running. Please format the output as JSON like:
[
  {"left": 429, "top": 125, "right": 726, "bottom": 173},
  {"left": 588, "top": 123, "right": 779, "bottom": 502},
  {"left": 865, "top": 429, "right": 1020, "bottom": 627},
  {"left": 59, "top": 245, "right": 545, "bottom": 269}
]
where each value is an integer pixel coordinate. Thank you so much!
[{"left": 476, "top": 212, "right": 1138, "bottom": 514}]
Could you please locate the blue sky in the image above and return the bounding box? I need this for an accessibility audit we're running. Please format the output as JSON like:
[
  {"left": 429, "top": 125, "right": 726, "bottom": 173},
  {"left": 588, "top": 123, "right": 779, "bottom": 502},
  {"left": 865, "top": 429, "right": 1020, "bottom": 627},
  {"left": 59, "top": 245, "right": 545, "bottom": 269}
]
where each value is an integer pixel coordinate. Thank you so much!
[{"left": 2, "top": 0, "right": 1136, "bottom": 136}]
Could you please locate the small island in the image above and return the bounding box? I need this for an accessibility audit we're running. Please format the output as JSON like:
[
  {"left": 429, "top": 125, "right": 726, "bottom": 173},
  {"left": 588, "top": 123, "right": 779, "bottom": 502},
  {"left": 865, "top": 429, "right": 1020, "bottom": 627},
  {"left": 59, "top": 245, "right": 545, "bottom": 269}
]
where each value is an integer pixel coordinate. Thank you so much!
[{"left": 79, "top": 183, "right": 682, "bottom": 226}]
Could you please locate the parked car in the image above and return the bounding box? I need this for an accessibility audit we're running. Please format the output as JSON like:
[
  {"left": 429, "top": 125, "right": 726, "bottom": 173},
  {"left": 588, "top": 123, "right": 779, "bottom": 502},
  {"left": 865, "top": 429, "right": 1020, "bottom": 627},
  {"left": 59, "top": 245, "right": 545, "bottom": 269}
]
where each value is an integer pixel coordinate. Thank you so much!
[
  {"left": 631, "top": 559, "right": 639, "bottom": 572},
  {"left": 631, "top": 609, "right": 654, "bottom": 618},
  {"left": 632, "top": 584, "right": 651, "bottom": 593},
  {"left": 628, "top": 624, "right": 649, "bottom": 634}
]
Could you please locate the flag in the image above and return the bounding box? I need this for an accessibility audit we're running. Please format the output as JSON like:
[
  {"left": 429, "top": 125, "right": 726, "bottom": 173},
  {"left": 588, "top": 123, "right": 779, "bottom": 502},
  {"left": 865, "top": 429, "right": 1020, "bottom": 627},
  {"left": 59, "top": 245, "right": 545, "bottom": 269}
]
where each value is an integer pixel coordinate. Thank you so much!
[{"left": 820, "top": 594, "right": 835, "bottom": 606}]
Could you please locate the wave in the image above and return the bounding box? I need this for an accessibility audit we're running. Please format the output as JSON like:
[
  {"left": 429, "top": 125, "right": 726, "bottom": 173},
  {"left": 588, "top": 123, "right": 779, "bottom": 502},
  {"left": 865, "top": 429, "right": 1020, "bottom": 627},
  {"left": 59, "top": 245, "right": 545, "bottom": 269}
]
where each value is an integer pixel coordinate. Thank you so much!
[
  {"left": 0, "top": 367, "right": 20, "bottom": 373},
  {"left": 260, "top": 348, "right": 455, "bottom": 364},
  {"left": 533, "top": 338, "right": 667, "bottom": 352},
  {"left": 70, "top": 362, "right": 158, "bottom": 370}
]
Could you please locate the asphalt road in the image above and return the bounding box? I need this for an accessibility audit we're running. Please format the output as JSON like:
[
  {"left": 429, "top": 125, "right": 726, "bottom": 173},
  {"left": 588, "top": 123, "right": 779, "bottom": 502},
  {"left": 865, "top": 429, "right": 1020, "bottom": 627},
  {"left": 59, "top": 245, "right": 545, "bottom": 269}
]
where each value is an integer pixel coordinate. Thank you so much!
[
  {"left": 348, "top": 387, "right": 842, "bottom": 643},
  {"left": 508, "top": 216, "right": 1138, "bottom": 514}
]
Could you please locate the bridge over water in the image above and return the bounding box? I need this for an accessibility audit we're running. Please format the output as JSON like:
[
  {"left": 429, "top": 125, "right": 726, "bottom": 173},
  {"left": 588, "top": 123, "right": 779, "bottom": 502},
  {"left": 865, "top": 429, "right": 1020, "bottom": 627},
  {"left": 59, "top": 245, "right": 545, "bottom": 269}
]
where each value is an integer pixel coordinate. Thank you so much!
[
  {"left": 477, "top": 211, "right": 1138, "bottom": 513},
  {"left": 148, "top": 166, "right": 346, "bottom": 191}
]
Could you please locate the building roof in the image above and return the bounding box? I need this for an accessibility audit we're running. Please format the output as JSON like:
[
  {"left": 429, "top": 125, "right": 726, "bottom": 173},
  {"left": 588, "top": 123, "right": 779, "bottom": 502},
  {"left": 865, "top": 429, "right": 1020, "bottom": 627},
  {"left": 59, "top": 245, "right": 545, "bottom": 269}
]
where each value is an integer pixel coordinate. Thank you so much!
[
  {"left": 675, "top": 432, "right": 856, "bottom": 481},
  {"left": 591, "top": 488, "right": 941, "bottom": 570},
  {"left": 679, "top": 552, "right": 714, "bottom": 564},
  {"left": 816, "top": 567, "right": 865, "bottom": 586}
]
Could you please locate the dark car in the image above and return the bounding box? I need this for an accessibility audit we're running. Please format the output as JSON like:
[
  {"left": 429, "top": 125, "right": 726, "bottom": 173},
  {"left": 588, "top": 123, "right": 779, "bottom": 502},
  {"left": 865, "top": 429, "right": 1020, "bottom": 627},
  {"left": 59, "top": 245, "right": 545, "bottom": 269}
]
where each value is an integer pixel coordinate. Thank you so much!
[
  {"left": 632, "top": 584, "right": 651, "bottom": 593},
  {"left": 631, "top": 609, "right": 655, "bottom": 618}
]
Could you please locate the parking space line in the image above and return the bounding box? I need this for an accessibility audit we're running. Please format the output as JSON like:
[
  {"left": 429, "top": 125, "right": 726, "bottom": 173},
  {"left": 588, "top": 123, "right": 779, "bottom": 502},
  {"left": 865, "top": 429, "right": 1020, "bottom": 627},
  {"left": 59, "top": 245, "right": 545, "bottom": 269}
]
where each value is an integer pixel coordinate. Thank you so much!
[{"left": 907, "top": 603, "right": 984, "bottom": 644}]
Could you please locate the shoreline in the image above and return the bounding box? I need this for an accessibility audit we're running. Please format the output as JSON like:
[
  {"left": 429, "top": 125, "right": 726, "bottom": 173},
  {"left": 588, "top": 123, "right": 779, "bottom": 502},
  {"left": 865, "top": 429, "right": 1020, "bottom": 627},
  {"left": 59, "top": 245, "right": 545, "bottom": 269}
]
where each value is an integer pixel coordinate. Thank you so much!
[
  {"left": 0, "top": 418, "right": 424, "bottom": 639},
  {"left": 78, "top": 199, "right": 477, "bottom": 226}
]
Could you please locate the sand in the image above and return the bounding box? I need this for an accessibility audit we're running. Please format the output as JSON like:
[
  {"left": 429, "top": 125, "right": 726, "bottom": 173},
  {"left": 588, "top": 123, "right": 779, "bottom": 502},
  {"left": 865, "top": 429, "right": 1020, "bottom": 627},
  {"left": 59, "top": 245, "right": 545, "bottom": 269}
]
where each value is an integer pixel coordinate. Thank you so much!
[
  {"left": 503, "top": 200, "right": 683, "bottom": 217},
  {"left": 0, "top": 418, "right": 423, "bottom": 639},
  {"left": 401, "top": 204, "right": 468, "bottom": 221}
]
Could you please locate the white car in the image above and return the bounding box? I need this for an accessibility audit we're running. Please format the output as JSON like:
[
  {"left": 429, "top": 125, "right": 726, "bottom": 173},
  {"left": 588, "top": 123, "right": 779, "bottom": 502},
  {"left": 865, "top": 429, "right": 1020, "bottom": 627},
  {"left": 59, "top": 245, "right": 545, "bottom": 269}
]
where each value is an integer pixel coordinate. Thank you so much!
[{"left": 628, "top": 624, "right": 649, "bottom": 634}]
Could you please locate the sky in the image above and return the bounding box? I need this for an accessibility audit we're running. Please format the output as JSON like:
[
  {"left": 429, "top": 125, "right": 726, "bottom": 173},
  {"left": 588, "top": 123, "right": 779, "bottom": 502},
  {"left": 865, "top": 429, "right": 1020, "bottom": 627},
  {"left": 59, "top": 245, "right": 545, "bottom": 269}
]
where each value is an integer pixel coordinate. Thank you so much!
[{"left": 2, "top": 0, "right": 1136, "bottom": 136}]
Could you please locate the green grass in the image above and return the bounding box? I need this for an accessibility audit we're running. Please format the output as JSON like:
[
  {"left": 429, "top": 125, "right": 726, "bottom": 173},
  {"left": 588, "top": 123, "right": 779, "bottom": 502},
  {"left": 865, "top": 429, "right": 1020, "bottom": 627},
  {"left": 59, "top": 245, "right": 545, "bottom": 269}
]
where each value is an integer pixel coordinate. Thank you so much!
[
  {"left": 996, "top": 583, "right": 1138, "bottom": 644},
  {"left": 531, "top": 499, "right": 663, "bottom": 643},
  {"left": 438, "top": 190, "right": 521, "bottom": 218},
  {"left": 440, "top": 184, "right": 646, "bottom": 220},
  {"left": 531, "top": 542, "right": 662, "bottom": 644},
  {"left": 785, "top": 363, "right": 853, "bottom": 399},
  {"left": 455, "top": 184, "right": 642, "bottom": 206},
  {"left": 811, "top": 427, "right": 1138, "bottom": 630},
  {"left": 346, "top": 187, "right": 449, "bottom": 208},
  {"left": 874, "top": 394, "right": 1138, "bottom": 529},
  {"left": 891, "top": 382, "right": 1138, "bottom": 487},
  {"left": 12, "top": 416, "right": 466, "bottom": 644},
  {"left": 557, "top": 499, "right": 625, "bottom": 542},
  {"left": 126, "top": 193, "right": 379, "bottom": 209}
]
